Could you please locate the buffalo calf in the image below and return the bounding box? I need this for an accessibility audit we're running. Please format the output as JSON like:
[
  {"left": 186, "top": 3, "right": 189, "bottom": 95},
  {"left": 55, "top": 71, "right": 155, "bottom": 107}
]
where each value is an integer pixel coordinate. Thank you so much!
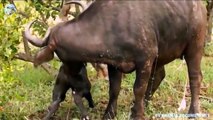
[{"left": 43, "top": 64, "right": 94, "bottom": 120}]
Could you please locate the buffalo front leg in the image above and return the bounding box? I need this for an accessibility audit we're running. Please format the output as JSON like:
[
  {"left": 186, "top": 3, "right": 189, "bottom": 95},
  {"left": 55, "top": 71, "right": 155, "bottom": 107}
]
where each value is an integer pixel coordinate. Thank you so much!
[
  {"left": 43, "top": 79, "right": 69, "bottom": 120},
  {"left": 131, "top": 60, "right": 153, "bottom": 120},
  {"left": 103, "top": 65, "right": 122, "bottom": 120},
  {"left": 185, "top": 53, "right": 203, "bottom": 114},
  {"left": 144, "top": 66, "right": 165, "bottom": 106}
]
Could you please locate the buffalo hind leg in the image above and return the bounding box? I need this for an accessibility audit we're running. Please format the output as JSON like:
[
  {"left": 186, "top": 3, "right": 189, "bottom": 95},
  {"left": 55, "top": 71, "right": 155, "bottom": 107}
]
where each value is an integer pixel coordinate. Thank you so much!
[
  {"left": 144, "top": 66, "right": 165, "bottom": 107},
  {"left": 131, "top": 59, "right": 154, "bottom": 120},
  {"left": 103, "top": 65, "right": 122, "bottom": 120},
  {"left": 92, "top": 63, "right": 108, "bottom": 80}
]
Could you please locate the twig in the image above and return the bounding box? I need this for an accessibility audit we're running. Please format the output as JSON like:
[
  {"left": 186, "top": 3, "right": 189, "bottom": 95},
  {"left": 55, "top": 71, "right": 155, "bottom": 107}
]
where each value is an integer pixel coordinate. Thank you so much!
[
  {"left": 40, "top": 63, "right": 57, "bottom": 75},
  {"left": 185, "top": 86, "right": 208, "bottom": 89},
  {"left": 38, "top": 10, "right": 48, "bottom": 25},
  {"left": 45, "top": 4, "right": 77, "bottom": 17},
  {"left": 61, "top": 0, "right": 64, "bottom": 8},
  {"left": 14, "top": 53, "right": 33, "bottom": 62},
  {"left": 13, "top": 53, "right": 56, "bottom": 75},
  {"left": 24, "top": 116, "right": 29, "bottom": 120},
  {"left": 17, "top": 11, "right": 30, "bottom": 18},
  {"left": 9, "top": 0, "right": 16, "bottom": 10},
  {"left": 66, "top": 105, "right": 71, "bottom": 120},
  {"left": 185, "top": 95, "right": 213, "bottom": 102},
  {"left": 9, "top": 0, "right": 29, "bottom": 18},
  {"left": 199, "top": 96, "right": 213, "bottom": 102},
  {"left": 204, "top": 54, "right": 213, "bottom": 57}
]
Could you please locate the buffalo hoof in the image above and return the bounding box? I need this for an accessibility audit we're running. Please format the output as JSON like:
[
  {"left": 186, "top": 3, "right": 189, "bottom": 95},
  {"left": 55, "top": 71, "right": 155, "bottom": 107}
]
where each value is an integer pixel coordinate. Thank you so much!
[
  {"left": 102, "top": 105, "right": 117, "bottom": 120},
  {"left": 188, "top": 107, "right": 199, "bottom": 119},
  {"left": 130, "top": 115, "right": 148, "bottom": 120},
  {"left": 81, "top": 115, "right": 90, "bottom": 120},
  {"left": 102, "top": 112, "right": 116, "bottom": 120},
  {"left": 130, "top": 108, "right": 147, "bottom": 120},
  {"left": 188, "top": 106, "right": 199, "bottom": 114}
]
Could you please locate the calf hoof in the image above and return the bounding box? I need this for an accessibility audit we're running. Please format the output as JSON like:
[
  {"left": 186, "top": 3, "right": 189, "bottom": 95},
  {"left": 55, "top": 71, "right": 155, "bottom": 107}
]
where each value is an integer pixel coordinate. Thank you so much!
[
  {"left": 42, "top": 110, "right": 54, "bottom": 120},
  {"left": 89, "top": 101, "right": 94, "bottom": 108},
  {"left": 89, "top": 103, "right": 94, "bottom": 108},
  {"left": 81, "top": 115, "right": 90, "bottom": 120},
  {"left": 102, "top": 111, "right": 116, "bottom": 120},
  {"left": 42, "top": 115, "right": 52, "bottom": 120}
]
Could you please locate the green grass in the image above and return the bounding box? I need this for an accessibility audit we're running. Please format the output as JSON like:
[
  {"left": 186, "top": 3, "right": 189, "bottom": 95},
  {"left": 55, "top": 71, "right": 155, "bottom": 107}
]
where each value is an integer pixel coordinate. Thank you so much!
[
  {"left": 0, "top": 54, "right": 212, "bottom": 120},
  {"left": 0, "top": 61, "right": 54, "bottom": 120}
]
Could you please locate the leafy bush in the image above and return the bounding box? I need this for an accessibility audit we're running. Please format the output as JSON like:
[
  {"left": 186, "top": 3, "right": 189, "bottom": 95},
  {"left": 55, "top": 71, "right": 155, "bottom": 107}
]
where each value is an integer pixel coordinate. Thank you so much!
[{"left": 205, "top": 41, "right": 213, "bottom": 56}]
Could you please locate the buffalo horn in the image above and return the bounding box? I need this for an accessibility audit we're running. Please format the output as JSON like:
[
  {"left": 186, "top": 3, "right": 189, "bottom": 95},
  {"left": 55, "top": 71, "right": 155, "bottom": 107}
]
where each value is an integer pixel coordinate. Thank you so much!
[
  {"left": 24, "top": 20, "right": 51, "bottom": 47},
  {"left": 65, "top": 1, "right": 87, "bottom": 11}
]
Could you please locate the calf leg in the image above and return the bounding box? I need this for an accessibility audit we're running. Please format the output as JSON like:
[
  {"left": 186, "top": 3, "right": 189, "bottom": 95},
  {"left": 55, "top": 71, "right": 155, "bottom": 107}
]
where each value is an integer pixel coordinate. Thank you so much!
[
  {"left": 80, "top": 65, "right": 95, "bottom": 108},
  {"left": 103, "top": 65, "right": 122, "bottom": 120},
  {"left": 144, "top": 66, "right": 165, "bottom": 106},
  {"left": 72, "top": 91, "right": 90, "bottom": 120},
  {"left": 43, "top": 82, "right": 69, "bottom": 120},
  {"left": 43, "top": 66, "right": 69, "bottom": 120},
  {"left": 84, "top": 92, "right": 95, "bottom": 108}
]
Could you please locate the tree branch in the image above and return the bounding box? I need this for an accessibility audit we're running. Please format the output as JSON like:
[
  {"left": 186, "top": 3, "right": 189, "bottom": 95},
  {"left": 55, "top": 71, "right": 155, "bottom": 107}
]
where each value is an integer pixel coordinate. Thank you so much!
[
  {"left": 14, "top": 53, "right": 32, "bottom": 62},
  {"left": 22, "top": 31, "right": 31, "bottom": 56},
  {"left": 13, "top": 31, "right": 57, "bottom": 75},
  {"left": 14, "top": 53, "right": 57, "bottom": 75},
  {"left": 17, "top": 11, "right": 30, "bottom": 18}
]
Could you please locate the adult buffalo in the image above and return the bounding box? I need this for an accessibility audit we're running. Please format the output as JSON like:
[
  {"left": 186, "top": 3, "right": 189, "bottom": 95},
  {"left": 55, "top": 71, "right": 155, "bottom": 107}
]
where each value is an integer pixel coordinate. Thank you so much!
[{"left": 24, "top": 1, "right": 207, "bottom": 119}]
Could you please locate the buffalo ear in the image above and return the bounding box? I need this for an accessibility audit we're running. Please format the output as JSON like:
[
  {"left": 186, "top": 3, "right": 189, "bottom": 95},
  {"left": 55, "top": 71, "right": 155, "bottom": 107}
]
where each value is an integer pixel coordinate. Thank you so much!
[{"left": 34, "top": 47, "right": 54, "bottom": 67}]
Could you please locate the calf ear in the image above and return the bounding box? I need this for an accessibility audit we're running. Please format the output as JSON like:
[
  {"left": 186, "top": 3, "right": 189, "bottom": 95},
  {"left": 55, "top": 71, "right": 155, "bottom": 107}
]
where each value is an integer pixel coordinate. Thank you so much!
[{"left": 34, "top": 47, "right": 54, "bottom": 67}]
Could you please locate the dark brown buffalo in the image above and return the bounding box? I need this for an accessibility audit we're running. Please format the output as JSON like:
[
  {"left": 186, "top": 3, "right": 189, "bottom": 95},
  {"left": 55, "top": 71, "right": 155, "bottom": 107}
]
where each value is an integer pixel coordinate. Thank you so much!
[
  {"left": 24, "top": 1, "right": 207, "bottom": 120},
  {"left": 43, "top": 64, "right": 94, "bottom": 120}
]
